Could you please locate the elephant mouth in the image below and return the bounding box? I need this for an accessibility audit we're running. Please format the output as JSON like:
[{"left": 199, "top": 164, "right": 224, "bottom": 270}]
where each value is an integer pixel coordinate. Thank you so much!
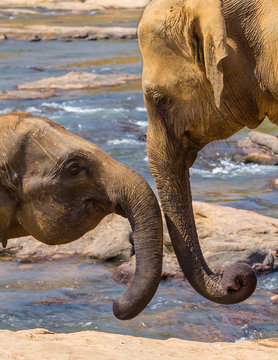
[{"left": 81, "top": 197, "right": 106, "bottom": 214}]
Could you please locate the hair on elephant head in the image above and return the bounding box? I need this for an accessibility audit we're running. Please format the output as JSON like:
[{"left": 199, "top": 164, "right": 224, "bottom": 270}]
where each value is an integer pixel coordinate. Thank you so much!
[
  {"left": 136, "top": 0, "right": 278, "bottom": 305},
  {"left": 0, "top": 112, "right": 163, "bottom": 320}
]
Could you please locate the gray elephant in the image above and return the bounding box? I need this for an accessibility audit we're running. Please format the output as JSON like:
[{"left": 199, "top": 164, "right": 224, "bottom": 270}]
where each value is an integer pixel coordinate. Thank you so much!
[
  {"left": 136, "top": 0, "right": 278, "bottom": 303},
  {"left": 0, "top": 112, "right": 163, "bottom": 320}
]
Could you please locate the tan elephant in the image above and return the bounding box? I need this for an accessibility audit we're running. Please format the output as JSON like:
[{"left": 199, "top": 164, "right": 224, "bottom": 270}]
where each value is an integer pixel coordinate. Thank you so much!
[
  {"left": 0, "top": 112, "right": 163, "bottom": 320},
  {"left": 136, "top": 0, "right": 278, "bottom": 303}
]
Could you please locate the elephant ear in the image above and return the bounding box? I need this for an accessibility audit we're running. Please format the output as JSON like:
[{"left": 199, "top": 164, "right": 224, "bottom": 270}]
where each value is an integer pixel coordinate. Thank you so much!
[
  {"left": 184, "top": 0, "right": 228, "bottom": 107},
  {"left": 0, "top": 187, "right": 15, "bottom": 247}
]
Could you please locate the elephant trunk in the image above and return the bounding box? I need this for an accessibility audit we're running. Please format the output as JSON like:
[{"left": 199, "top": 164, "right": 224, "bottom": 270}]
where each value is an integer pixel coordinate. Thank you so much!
[
  {"left": 105, "top": 165, "right": 163, "bottom": 320},
  {"left": 163, "top": 170, "right": 257, "bottom": 304}
]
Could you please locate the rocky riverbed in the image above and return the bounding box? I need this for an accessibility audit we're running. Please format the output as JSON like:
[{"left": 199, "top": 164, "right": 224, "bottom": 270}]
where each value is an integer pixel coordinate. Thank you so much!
[
  {"left": 0, "top": 1, "right": 147, "bottom": 41},
  {"left": 2, "top": 202, "right": 278, "bottom": 276},
  {"left": 0, "top": 0, "right": 151, "bottom": 11}
]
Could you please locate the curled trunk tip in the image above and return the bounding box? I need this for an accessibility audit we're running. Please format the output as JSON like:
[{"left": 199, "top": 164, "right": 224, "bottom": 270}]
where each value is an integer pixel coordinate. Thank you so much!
[{"left": 219, "top": 263, "right": 257, "bottom": 303}]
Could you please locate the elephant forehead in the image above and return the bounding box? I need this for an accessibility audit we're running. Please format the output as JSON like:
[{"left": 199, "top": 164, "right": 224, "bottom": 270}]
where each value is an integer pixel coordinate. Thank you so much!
[
  {"left": 142, "top": 53, "right": 202, "bottom": 103},
  {"left": 21, "top": 115, "right": 104, "bottom": 165}
]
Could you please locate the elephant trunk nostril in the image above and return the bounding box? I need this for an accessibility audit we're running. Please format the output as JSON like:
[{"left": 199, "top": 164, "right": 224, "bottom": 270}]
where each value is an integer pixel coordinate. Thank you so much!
[
  {"left": 225, "top": 281, "right": 241, "bottom": 294},
  {"left": 220, "top": 263, "right": 257, "bottom": 302}
]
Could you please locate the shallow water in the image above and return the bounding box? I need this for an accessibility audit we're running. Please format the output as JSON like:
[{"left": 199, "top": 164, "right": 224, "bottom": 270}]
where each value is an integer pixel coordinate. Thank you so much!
[
  {"left": 0, "top": 9, "right": 277, "bottom": 341},
  {"left": 0, "top": 259, "right": 277, "bottom": 342}
]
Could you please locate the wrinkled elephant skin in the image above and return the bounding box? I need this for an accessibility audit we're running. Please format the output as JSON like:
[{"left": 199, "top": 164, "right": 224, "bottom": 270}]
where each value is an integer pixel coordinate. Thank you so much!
[{"left": 137, "top": 0, "right": 278, "bottom": 304}]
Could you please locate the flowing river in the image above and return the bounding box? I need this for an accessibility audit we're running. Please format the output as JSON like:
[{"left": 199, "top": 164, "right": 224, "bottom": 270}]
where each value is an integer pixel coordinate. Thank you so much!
[{"left": 0, "top": 8, "right": 277, "bottom": 342}]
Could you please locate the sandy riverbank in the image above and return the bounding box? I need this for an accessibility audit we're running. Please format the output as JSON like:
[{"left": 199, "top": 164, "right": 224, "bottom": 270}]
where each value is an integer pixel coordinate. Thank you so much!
[{"left": 0, "top": 328, "right": 276, "bottom": 360}]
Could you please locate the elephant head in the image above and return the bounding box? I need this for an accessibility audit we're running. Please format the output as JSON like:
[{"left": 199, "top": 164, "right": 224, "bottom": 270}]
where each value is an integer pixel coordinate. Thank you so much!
[
  {"left": 0, "top": 112, "right": 163, "bottom": 320},
  {"left": 138, "top": 0, "right": 257, "bottom": 304}
]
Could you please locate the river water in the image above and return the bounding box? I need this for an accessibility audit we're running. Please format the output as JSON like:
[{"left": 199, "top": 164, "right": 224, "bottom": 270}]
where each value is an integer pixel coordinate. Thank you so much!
[{"left": 0, "top": 8, "right": 277, "bottom": 342}]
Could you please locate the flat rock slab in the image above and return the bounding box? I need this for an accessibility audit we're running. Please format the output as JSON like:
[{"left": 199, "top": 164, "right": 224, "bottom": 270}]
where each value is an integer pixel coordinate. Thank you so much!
[
  {"left": 2, "top": 202, "right": 278, "bottom": 275},
  {"left": 118, "top": 201, "right": 278, "bottom": 282},
  {"left": 0, "top": 89, "right": 54, "bottom": 100},
  {"left": 0, "top": 8, "right": 38, "bottom": 16},
  {"left": 113, "top": 253, "right": 184, "bottom": 284},
  {"left": 235, "top": 131, "right": 278, "bottom": 165},
  {"left": 18, "top": 71, "right": 140, "bottom": 90},
  {"left": 192, "top": 201, "right": 278, "bottom": 270},
  {"left": 0, "top": 25, "right": 137, "bottom": 41},
  {"left": 0, "top": 329, "right": 276, "bottom": 360},
  {"left": 0, "top": 0, "right": 150, "bottom": 11},
  {"left": 1, "top": 214, "right": 133, "bottom": 262}
]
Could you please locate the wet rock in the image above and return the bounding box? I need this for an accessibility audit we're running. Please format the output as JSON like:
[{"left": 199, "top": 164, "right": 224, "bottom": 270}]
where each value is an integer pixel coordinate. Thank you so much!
[
  {"left": 17, "top": 71, "right": 140, "bottom": 91},
  {"left": 87, "top": 34, "right": 98, "bottom": 41},
  {"left": 58, "top": 35, "right": 73, "bottom": 42},
  {"left": 270, "top": 178, "right": 278, "bottom": 190},
  {"left": 0, "top": 8, "right": 38, "bottom": 16},
  {"left": 0, "top": 24, "right": 137, "bottom": 41},
  {"left": 0, "top": 33, "right": 8, "bottom": 40},
  {"left": 0, "top": 89, "right": 54, "bottom": 100},
  {"left": 114, "top": 202, "right": 278, "bottom": 283},
  {"left": 235, "top": 131, "right": 278, "bottom": 165},
  {"left": 2, "top": 72, "right": 140, "bottom": 100},
  {"left": 271, "top": 295, "right": 278, "bottom": 305},
  {"left": 27, "top": 66, "right": 45, "bottom": 72},
  {"left": 112, "top": 253, "right": 184, "bottom": 285},
  {"left": 2, "top": 202, "right": 278, "bottom": 272},
  {"left": 193, "top": 201, "right": 278, "bottom": 271},
  {"left": 1, "top": 215, "right": 133, "bottom": 262},
  {"left": 29, "top": 35, "right": 41, "bottom": 42},
  {"left": 42, "top": 36, "right": 58, "bottom": 41},
  {"left": 252, "top": 250, "right": 276, "bottom": 275},
  {"left": 73, "top": 32, "right": 88, "bottom": 39},
  {"left": 138, "top": 134, "right": 147, "bottom": 142}
]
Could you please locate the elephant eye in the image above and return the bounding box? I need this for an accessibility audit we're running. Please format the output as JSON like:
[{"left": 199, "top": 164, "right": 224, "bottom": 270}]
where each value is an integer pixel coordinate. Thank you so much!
[
  {"left": 65, "top": 162, "right": 82, "bottom": 176},
  {"left": 145, "top": 88, "right": 174, "bottom": 113}
]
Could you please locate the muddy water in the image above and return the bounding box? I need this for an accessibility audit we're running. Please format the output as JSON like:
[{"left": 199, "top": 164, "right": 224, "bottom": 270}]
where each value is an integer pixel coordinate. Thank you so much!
[{"left": 0, "top": 8, "right": 277, "bottom": 341}]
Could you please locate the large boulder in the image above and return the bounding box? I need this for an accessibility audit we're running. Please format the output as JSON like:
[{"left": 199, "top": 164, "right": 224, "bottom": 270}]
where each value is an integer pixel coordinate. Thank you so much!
[
  {"left": 235, "top": 131, "right": 278, "bottom": 165},
  {"left": 114, "top": 201, "right": 278, "bottom": 282},
  {"left": 1, "top": 214, "right": 133, "bottom": 262},
  {"left": 2, "top": 202, "right": 278, "bottom": 273}
]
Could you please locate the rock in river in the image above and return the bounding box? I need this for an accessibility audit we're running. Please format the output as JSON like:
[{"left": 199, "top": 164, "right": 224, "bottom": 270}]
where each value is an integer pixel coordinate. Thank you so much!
[
  {"left": 2, "top": 202, "right": 278, "bottom": 276},
  {"left": 270, "top": 178, "right": 278, "bottom": 190},
  {"left": 235, "top": 131, "right": 278, "bottom": 165},
  {"left": 1, "top": 214, "right": 133, "bottom": 262},
  {"left": 0, "top": 0, "right": 150, "bottom": 11},
  {"left": 0, "top": 24, "right": 137, "bottom": 41},
  {"left": 0, "top": 89, "right": 54, "bottom": 100},
  {"left": 1, "top": 72, "right": 141, "bottom": 100},
  {"left": 17, "top": 71, "right": 140, "bottom": 91}
]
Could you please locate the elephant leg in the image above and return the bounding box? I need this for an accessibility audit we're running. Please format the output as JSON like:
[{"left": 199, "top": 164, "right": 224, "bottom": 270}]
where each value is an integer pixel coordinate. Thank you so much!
[{"left": 147, "top": 119, "right": 257, "bottom": 304}]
